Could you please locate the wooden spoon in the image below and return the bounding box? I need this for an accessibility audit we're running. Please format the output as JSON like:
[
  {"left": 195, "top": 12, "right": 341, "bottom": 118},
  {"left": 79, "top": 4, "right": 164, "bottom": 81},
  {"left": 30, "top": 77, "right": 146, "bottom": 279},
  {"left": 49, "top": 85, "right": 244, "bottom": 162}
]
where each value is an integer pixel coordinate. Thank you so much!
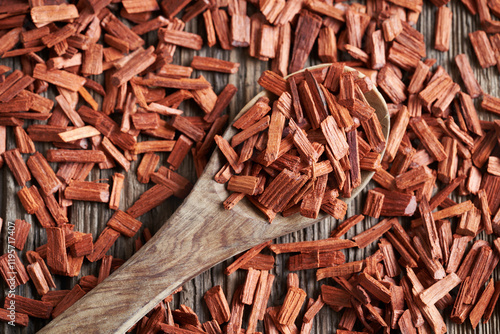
[{"left": 38, "top": 64, "right": 390, "bottom": 333}]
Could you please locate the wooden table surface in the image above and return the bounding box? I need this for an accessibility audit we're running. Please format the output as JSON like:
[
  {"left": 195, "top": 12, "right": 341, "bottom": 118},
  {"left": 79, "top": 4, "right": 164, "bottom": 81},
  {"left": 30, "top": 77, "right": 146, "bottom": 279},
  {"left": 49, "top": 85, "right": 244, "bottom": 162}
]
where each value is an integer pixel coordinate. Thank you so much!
[{"left": 1, "top": 1, "right": 500, "bottom": 333}]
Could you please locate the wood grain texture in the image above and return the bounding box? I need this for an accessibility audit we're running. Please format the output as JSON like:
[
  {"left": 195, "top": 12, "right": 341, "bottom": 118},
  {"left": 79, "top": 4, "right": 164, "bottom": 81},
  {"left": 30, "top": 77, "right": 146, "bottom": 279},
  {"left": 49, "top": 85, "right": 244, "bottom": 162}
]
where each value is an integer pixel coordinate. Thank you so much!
[{"left": 0, "top": 2, "right": 498, "bottom": 334}]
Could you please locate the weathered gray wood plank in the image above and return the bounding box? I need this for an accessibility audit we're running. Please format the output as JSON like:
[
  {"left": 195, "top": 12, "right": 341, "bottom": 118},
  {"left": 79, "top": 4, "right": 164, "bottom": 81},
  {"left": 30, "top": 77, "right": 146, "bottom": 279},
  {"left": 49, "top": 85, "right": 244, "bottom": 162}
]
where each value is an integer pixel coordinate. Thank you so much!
[{"left": 0, "top": 1, "right": 499, "bottom": 333}]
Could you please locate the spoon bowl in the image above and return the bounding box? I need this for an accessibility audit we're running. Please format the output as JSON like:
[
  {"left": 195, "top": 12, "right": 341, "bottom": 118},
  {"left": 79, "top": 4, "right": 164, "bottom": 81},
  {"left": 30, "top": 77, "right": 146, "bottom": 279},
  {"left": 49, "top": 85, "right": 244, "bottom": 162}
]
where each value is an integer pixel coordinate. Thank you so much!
[{"left": 38, "top": 64, "right": 390, "bottom": 334}]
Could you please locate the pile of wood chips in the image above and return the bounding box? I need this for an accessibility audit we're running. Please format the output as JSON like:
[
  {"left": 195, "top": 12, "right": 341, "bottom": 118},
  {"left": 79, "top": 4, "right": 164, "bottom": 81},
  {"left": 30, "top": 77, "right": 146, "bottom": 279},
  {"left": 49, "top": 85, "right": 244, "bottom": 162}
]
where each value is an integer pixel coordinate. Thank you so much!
[
  {"left": 0, "top": 0, "right": 499, "bottom": 333},
  {"left": 217, "top": 65, "right": 386, "bottom": 222}
]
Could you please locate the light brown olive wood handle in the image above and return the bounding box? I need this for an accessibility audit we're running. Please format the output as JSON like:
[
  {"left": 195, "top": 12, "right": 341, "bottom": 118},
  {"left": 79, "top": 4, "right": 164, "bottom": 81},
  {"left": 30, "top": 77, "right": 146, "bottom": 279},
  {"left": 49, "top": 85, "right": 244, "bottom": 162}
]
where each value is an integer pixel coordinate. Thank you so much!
[
  {"left": 37, "top": 156, "right": 331, "bottom": 334},
  {"left": 38, "top": 64, "right": 389, "bottom": 333}
]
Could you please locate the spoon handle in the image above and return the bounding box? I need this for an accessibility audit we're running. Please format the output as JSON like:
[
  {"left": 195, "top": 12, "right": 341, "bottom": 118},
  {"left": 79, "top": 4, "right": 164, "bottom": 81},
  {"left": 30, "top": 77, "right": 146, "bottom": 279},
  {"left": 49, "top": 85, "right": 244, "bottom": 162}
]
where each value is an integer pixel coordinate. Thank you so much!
[
  {"left": 37, "top": 175, "right": 248, "bottom": 334},
  {"left": 37, "top": 164, "right": 328, "bottom": 334}
]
